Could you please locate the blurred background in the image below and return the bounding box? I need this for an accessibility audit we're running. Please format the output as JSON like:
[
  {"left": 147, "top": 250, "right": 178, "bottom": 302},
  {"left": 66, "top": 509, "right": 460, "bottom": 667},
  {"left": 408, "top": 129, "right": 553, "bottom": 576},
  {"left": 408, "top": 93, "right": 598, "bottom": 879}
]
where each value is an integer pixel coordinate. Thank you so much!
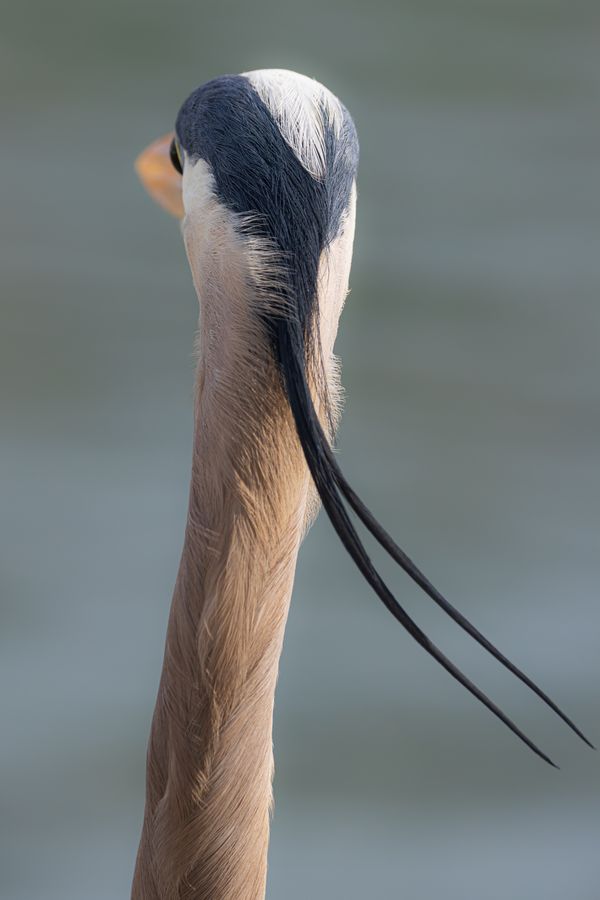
[{"left": 2, "top": 1, "right": 599, "bottom": 897}]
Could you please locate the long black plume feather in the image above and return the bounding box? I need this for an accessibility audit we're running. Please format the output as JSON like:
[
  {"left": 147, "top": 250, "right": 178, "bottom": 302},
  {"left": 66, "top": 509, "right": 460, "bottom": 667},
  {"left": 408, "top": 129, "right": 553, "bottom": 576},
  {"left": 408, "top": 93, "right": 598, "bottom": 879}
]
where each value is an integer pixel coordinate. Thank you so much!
[
  {"left": 274, "top": 315, "right": 591, "bottom": 764},
  {"left": 324, "top": 423, "right": 593, "bottom": 748}
]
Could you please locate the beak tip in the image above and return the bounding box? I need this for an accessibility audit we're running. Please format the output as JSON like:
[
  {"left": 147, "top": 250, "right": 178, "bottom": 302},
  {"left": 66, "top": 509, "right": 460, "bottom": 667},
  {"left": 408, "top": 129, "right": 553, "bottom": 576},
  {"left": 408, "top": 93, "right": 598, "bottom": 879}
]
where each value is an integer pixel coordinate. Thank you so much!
[{"left": 134, "top": 132, "right": 184, "bottom": 219}]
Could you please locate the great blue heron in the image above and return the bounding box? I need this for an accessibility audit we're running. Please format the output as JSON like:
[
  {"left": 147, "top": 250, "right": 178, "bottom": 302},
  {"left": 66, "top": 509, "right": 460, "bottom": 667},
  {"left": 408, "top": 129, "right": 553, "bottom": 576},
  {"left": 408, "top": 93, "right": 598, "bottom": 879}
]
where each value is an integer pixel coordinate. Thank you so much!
[{"left": 132, "top": 69, "right": 590, "bottom": 899}]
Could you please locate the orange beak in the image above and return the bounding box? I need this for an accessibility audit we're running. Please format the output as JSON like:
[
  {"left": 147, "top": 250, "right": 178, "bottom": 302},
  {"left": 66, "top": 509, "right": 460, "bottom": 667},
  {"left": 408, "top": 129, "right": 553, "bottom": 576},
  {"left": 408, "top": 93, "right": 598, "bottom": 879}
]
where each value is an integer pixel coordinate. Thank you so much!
[{"left": 134, "top": 132, "right": 184, "bottom": 219}]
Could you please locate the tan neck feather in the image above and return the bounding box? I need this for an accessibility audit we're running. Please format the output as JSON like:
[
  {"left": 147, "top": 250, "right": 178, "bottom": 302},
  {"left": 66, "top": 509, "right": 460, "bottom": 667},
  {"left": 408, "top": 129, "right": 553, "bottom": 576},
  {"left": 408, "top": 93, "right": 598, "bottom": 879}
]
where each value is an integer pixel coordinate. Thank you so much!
[{"left": 132, "top": 187, "right": 355, "bottom": 900}]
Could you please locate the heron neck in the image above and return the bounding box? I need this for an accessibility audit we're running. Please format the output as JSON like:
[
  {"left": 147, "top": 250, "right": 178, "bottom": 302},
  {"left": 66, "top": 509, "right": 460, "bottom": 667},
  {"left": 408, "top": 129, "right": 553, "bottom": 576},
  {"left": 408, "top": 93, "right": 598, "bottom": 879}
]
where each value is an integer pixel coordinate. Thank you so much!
[{"left": 132, "top": 289, "right": 310, "bottom": 899}]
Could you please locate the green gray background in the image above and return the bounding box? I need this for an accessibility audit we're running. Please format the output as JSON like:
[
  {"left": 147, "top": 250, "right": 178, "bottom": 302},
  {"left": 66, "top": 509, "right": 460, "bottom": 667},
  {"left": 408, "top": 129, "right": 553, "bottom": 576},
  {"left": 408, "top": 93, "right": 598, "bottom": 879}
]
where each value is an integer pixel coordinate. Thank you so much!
[{"left": 2, "top": 1, "right": 599, "bottom": 897}]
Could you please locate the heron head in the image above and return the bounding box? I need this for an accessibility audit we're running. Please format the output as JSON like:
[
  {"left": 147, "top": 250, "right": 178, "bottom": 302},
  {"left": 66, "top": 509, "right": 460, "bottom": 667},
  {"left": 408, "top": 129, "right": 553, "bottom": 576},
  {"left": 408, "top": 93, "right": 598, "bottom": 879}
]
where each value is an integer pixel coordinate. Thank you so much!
[
  {"left": 135, "top": 68, "right": 358, "bottom": 224},
  {"left": 135, "top": 69, "right": 359, "bottom": 434},
  {"left": 135, "top": 70, "right": 358, "bottom": 344}
]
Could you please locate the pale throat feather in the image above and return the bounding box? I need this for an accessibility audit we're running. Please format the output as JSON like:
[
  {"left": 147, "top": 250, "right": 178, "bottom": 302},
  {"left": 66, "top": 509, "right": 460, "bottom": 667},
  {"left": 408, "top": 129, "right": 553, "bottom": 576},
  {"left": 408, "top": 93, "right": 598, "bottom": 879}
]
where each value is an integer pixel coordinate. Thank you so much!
[{"left": 131, "top": 162, "right": 356, "bottom": 900}]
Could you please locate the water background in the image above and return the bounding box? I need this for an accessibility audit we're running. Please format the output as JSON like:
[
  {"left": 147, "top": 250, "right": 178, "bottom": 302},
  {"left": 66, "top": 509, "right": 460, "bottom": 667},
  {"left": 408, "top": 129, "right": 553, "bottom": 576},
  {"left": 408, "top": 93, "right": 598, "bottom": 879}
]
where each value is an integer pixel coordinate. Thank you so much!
[{"left": 1, "top": 1, "right": 599, "bottom": 897}]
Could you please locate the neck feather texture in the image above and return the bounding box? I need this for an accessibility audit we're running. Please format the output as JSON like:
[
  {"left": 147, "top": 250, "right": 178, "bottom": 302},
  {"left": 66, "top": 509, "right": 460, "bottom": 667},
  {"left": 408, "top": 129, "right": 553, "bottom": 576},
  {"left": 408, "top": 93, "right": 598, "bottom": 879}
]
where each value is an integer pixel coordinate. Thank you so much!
[
  {"left": 132, "top": 365, "right": 308, "bottom": 900},
  {"left": 131, "top": 189, "right": 354, "bottom": 900}
]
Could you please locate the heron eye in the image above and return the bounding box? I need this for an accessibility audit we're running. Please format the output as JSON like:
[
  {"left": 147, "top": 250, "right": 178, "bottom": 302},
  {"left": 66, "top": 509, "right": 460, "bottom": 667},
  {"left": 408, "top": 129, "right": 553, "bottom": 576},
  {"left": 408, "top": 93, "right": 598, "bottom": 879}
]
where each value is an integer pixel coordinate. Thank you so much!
[{"left": 170, "top": 138, "right": 183, "bottom": 175}]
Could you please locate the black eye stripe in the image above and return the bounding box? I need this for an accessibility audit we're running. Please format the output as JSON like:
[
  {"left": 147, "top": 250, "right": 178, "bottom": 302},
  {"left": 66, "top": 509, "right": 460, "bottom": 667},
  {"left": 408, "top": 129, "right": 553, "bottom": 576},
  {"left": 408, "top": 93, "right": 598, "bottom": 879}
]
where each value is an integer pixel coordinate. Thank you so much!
[{"left": 169, "top": 138, "right": 183, "bottom": 174}]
